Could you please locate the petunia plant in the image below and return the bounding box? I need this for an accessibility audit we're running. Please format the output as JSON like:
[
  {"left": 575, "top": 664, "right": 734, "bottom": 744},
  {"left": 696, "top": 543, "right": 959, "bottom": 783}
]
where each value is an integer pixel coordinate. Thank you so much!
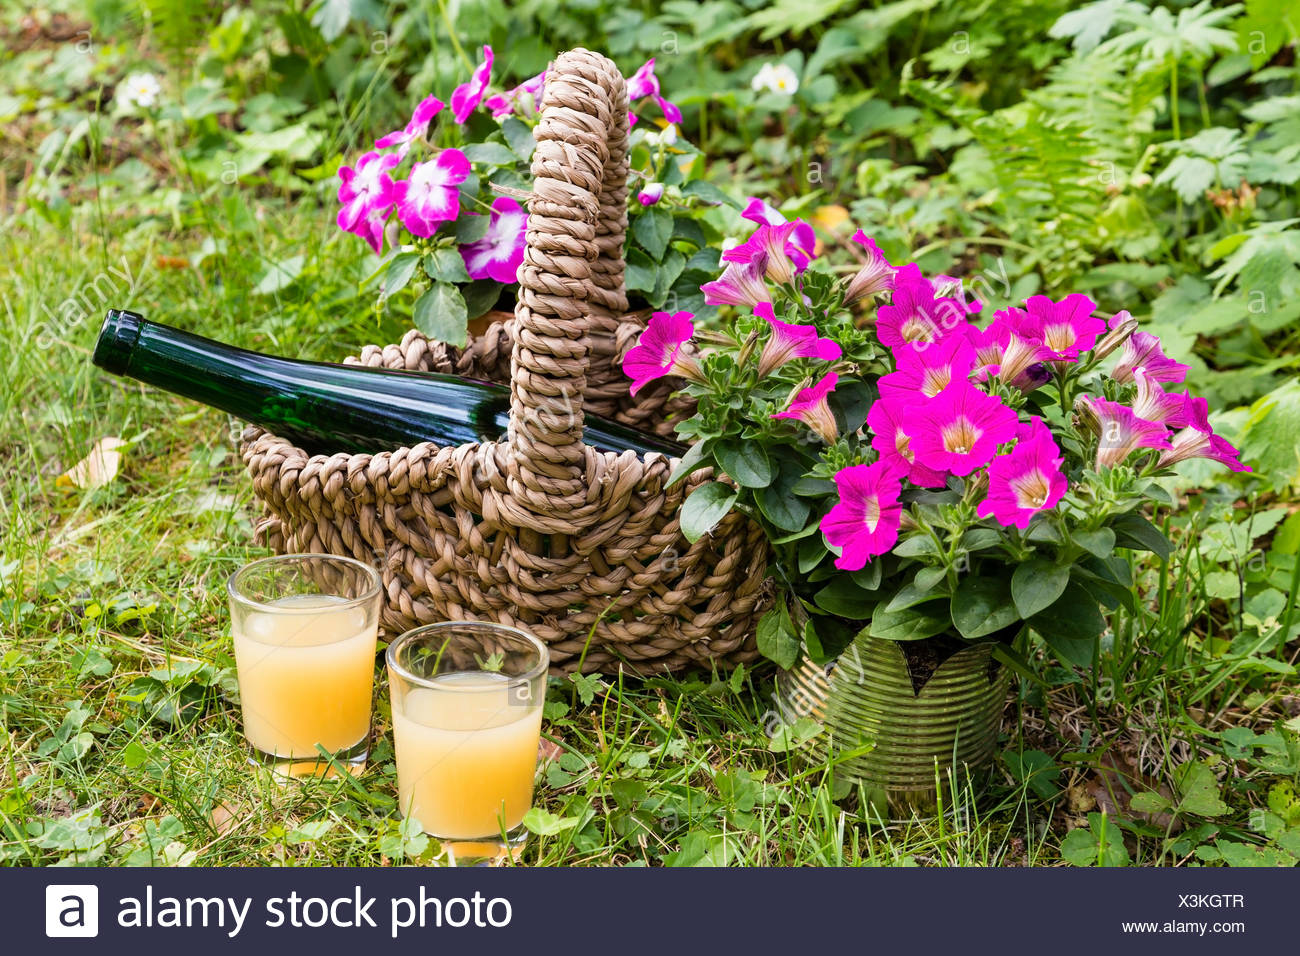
[
  {"left": 336, "top": 48, "right": 734, "bottom": 346},
  {"left": 625, "top": 212, "right": 1249, "bottom": 676}
]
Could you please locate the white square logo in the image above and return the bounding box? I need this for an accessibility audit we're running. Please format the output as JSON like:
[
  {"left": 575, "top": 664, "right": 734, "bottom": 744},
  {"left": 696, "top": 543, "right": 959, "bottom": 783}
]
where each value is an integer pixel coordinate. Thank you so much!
[{"left": 45, "top": 885, "right": 99, "bottom": 938}]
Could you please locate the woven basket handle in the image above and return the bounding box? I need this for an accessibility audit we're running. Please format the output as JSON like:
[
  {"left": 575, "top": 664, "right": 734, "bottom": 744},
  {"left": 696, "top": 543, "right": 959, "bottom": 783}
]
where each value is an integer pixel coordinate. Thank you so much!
[{"left": 507, "top": 49, "right": 630, "bottom": 531}]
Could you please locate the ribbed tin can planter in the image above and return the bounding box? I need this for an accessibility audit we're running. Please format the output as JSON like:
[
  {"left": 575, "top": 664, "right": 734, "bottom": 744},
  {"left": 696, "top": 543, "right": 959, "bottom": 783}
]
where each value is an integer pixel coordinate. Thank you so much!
[{"left": 776, "top": 633, "right": 1010, "bottom": 817}]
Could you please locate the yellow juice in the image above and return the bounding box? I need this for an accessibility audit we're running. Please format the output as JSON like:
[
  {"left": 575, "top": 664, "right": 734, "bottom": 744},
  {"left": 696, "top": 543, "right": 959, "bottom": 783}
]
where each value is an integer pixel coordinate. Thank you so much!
[
  {"left": 392, "top": 673, "right": 543, "bottom": 839},
  {"left": 232, "top": 593, "right": 377, "bottom": 758}
]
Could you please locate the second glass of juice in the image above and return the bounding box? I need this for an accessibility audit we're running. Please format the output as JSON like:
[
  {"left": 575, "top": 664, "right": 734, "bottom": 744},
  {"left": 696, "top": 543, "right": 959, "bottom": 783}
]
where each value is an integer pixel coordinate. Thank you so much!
[
  {"left": 227, "top": 554, "right": 382, "bottom": 777},
  {"left": 386, "top": 621, "right": 548, "bottom": 865}
]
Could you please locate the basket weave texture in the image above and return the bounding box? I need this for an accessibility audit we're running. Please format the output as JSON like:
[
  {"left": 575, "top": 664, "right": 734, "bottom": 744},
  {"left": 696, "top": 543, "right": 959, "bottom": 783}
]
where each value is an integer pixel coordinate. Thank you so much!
[{"left": 240, "top": 49, "right": 769, "bottom": 673}]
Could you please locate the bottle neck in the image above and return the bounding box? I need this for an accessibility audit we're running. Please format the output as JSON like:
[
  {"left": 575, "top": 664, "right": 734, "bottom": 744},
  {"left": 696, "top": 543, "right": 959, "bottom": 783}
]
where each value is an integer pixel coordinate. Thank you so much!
[
  {"left": 93, "top": 309, "right": 145, "bottom": 375},
  {"left": 94, "top": 309, "right": 296, "bottom": 419}
]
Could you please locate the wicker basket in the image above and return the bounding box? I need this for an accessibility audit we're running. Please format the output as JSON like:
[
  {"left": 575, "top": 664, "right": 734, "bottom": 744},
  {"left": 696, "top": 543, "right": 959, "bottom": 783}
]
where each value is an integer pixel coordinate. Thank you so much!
[{"left": 240, "top": 49, "right": 769, "bottom": 674}]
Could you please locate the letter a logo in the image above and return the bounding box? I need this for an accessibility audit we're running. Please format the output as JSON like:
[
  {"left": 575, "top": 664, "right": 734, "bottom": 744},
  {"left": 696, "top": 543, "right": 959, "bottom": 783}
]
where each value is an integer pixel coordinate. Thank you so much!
[{"left": 45, "top": 885, "right": 99, "bottom": 938}]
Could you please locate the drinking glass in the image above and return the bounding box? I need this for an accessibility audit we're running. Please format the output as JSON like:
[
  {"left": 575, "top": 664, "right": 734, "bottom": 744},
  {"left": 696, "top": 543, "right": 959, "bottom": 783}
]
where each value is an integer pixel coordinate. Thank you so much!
[
  {"left": 386, "top": 622, "right": 548, "bottom": 865},
  {"left": 227, "top": 554, "right": 383, "bottom": 777}
]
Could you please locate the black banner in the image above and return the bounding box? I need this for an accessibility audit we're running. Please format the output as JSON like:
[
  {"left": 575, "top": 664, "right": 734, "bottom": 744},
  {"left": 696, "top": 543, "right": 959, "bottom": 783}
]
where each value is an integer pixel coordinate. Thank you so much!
[{"left": 8, "top": 866, "right": 1297, "bottom": 953}]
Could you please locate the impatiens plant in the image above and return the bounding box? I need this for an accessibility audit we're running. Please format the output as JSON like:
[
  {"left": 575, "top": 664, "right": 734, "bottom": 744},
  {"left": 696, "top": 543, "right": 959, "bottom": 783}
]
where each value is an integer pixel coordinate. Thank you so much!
[
  {"left": 336, "top": 48, "right": 727, "bottom": 346},
  {"left": 627, "top": 212, "right": 1250, "bottom": 673}
]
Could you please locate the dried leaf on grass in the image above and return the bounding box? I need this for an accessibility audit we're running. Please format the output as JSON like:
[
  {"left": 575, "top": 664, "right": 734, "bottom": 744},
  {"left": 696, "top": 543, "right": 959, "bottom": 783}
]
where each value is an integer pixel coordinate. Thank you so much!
[
  {"left": 56, "top": 437, "right": 128, "bottom": 490},
  {"left": 537, "top": 737, "right": 563, "bottom": 765},
  {"left": 1086, "top": 749, "right": 1181, "bottom": 831},
  {"left": 209, "top": 801, "right": 241, "bottom": 835}
]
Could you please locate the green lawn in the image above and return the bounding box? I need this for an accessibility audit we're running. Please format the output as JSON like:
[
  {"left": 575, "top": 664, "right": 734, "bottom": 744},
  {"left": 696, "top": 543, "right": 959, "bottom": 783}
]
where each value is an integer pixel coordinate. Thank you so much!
[{"left": 1, "top": 214, "right": 1296, "bottom": 867}]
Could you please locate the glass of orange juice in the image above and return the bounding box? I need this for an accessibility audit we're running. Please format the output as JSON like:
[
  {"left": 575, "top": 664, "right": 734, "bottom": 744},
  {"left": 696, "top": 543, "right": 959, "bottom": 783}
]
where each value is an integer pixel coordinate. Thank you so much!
[
  {"left": 227, "top": 554, "right": 383, "bottom": 778},
  {"left": 386, "top": 622, "right": 548, "bottom": 865}
]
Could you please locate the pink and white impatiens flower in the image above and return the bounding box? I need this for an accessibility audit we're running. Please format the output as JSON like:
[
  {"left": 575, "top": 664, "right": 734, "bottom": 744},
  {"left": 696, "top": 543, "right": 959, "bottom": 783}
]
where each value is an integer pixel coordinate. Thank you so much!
[
  {"left": 977, "top": 417, "right": 1068, "bottom": 529},
  {"left": 637, "top": 182, "right": 665, "bottom": 206},
  {"left": 622, "top": 310, "right": 703, "bottom": 395},
  {"left": 772, "top": 371, "right": 839, "bottom": 444},
  {"left": 451, "top": 46, "right": 494, "bottom": 123},
  {"left": 393, "top": 149, "right": 470, "bottom": 237},
  {"left": 626, "top": 58, "right": 683, "bottom": 124},
  {"left": 820, "top": 460, "right": 905, "bottom": 570},
  {"left": 484, "top": 70, "right": 546, "bottom": 119},
  {"left": 337, "top": 150, "right": 400, "bottom": 252},
  {"left": 910, "top": 381, "right": 1019, "bottom": 476},
  {"left": 374, "top": 95, "right": 444, "bottom": 157},
  {"left": 347, "top": 204, "right": 392, "bottom": 255},
  {"left": 753, "top": 302, "right": 841, "bottom": 377},
  {"left": 458, "top": 196, "right": 527, "bottom": 284}
]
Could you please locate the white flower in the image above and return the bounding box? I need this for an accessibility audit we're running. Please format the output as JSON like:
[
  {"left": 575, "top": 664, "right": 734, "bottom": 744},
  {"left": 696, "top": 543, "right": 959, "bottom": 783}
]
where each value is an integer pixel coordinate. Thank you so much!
[
  {"left": 752, "top": 62, "right": 798, "bottom": 96},
  {"left": 119, "top": 72, "right": 161, "bottom": 109},
  {"left": 642, "top": 123, "right": 678, "bottom": 147},
  {"left": 721, "top": 236, "right": 741, "bottom": 252}
]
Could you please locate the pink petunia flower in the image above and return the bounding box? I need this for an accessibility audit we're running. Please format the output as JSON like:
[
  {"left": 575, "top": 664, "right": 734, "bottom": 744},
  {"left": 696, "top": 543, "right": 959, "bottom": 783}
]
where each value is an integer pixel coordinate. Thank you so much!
[
  {"left": 458, "top": 196, "right": 527, "bottom": 284},
  {"left": 483, "top": 70, "right": 546, "bottom": 119},
  {"left": 392, "top": 148, "right": 471, "bottom": 237},
  {"left": 1020, "top": 293, "right": 1106, "bottom": 362},
  {"left": 451, "top": 46, "right": 494, "bottom": 123},
  {"left": 374, "top": 95, "right": 444, "bottom": 157},
  {"left": 740, "top": 199, "right": 816, "bottom": 272},
  {"left": 638, "top": 182, "right": 665, "bottom": 206},
  {"left": 931, "top": 275, "right": 983, "bottom": 315},
  {"left": 879, "top": 333, "right": 976, "bottom": 402},
  {"left": 622, "top": 310, "right": 702, "bottom": 396},
  {"left": 977, "top": 416, "right": 1068, "bottom": 529},
  {"left": 843, "top": 230, "right": 896, "bottom": 302},
  {"left": 1158, "top": 424, "right": 1250, "bottom": 473},
  {"left": 909, "top": 382, "right": 1019, "bottom": 476},
  {"left": 1076, "top": 395, "right": 1171, "bottom": 469},
  {"left": 723, "top": 221, "right": 805, "bottom": 285},
  {"left": 969, "top": 310, "right": 1054, "bottom": 391},
  {"left": 772, "top": 371, "right": 839, "bottom": 444},
  {"left": 876, "top": 264, "right": 977, "bottom": 350},
  {"left": 1111, "top": 329, "right": 1190, "bottom": 384},
  {"left": 1130, "top": 366, "right": 1193, "bottom": 428},
  {"left": 337, "top": 150, "right": 399, "bottom": 233},
  {"left": 819, "top": 461, "right": 905, "bottom": 570},
  {"left": 867, "top": 398, "right": 947, "bottom": 489},
  {"left": 701, "top": 257, "right": 771, "bottom": 309},
  {"left": 753, "top": 302, "right": 841, "bottom": 377},
  {"left": 1092, "top": 309, "right": 1139, "bottom": 360}
]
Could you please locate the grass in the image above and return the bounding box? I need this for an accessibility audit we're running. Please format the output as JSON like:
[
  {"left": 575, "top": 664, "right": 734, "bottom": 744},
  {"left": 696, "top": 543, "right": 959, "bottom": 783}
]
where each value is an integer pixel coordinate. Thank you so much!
[{"left": 2, "top": 206, "right": 1298, "bottom": 868}]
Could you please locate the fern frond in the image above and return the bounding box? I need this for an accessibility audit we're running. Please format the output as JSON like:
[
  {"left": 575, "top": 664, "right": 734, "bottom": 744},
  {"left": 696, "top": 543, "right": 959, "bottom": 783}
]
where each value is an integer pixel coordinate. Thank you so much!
[{"left": 1030, "top": 51, "right": 1163, "bottom": 167}]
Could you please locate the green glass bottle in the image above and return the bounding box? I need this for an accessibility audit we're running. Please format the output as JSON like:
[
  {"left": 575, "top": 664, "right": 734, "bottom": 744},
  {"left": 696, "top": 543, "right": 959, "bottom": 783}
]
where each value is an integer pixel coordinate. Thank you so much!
[{"left": 92, "top": 310, "right": 685, "bottom": 458}]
